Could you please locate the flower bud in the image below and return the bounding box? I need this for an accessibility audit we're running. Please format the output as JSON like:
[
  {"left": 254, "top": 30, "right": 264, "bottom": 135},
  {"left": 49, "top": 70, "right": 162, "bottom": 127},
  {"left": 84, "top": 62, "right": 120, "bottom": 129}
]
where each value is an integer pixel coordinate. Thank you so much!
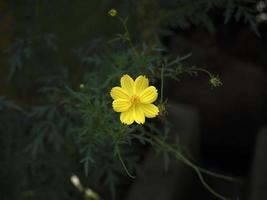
[
  {"left": 108, "top": 9, "right": 117, "bottom": 17},
  {"left": 257, "top": 13, "right": 267, "bottom": 22},
  {"left": 209, "top": 76, "right": 222, "bottom": 88},
  {"left": 79, "top": 83, "right": 85, "bottom": 89},
  {"left": 70, "top": 175, "right": 83, "bottom": 191},
  {"left": 84, "top": 188, "right": 100, "bottom": 200}
]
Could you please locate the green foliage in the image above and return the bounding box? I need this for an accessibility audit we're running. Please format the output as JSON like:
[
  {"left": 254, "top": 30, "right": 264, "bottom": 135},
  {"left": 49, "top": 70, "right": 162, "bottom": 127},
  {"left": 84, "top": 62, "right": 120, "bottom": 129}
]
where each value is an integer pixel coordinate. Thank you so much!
[
  {"left": 1, "top": 1, "right": 257, "bottom": 200},
  {"left": 133, "top": 0, "right": 260, "bottom": 36}
]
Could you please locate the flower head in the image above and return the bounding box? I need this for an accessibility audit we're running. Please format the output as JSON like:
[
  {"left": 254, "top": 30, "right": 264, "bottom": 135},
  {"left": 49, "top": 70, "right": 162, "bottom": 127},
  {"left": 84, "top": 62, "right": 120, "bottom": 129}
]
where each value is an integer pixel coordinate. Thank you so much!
[
  {"left": 108, "top": 9, "right": 117, "bottom": 17},
  {"left": 209, "top": 75, "right": 222, "bottom": 88},
  {"left": 111, "top": 74, "right": 159, "bottom": 125}
]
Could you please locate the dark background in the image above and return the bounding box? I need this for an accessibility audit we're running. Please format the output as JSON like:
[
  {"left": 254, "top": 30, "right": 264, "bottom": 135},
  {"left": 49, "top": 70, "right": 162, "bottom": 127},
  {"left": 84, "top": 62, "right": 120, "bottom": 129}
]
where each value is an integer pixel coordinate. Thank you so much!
[{"left": 1, "top": 1, "right": 267, "bottom": 200}]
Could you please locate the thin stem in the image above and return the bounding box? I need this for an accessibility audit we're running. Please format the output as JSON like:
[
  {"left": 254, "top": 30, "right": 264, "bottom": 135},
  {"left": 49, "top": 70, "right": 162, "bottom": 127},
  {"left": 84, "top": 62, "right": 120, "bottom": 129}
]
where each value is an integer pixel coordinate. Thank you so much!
[
  {"left": 191, "top": 67, "right": 213, "bottom": 78},
  {"left": 115, "top": 144, "right": 135, "bottom": 179},
  {"left": 160, "top": 64, "right": 164, "bottom": 104},
  {"left": 174, "top": 146, "right": 238, "bottom": 183},
  {"left": 153, "top": 136, "right": 239, "bottom": 182},
  {"left": 118, "top": 16, "right": 139, "bottom": 58},
  {"left": 197, "top": 167, "right": 239, "bottom": 183},
  {"left": 152, "top": 136, "right": 236, "bottom": 200},
  {"left": 194, "top": 167, "right": 230, "bottom": 200}
]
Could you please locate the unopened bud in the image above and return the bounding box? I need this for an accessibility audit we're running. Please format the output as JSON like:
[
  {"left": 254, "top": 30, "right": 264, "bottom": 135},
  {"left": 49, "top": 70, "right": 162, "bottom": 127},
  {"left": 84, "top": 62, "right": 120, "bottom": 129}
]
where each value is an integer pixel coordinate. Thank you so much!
[
  {"left": 79, "top": 83, "right": 85, "bottom": 89},
  {"left": 209, "top": 75, "right": 222, "bottom": 88},
  {"left": 108, "top": 9, "right": 117, "bottom": 17},
  {"left": 70, "top": 175, "right": 83, "bottom": 191},
  {"left": 84, "top": 188, "right": 100, "bottom": 200},
  {"left": 257, "top": 13, "right": 267, "bottom": 22}
]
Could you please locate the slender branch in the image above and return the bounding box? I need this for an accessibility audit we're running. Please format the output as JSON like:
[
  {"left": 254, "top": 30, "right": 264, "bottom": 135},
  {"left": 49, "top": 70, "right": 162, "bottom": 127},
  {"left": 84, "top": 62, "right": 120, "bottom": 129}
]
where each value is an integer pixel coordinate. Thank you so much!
[
  {"left": 151, "top": 135, "right": 237, "bottom": 200},
  {"left": 118, "top": 16, "right": 139, "bottom": 58},
  {"left": 152, "top": 136, "right": 239, "bottom": 182},
  {"left": 160, "top": 64, "right": 165, "bottom": 104},
  {"left": 197, "top": 166, "right": 239, "bottom": 183},
  {"left": 115, "top": 144, "right": 135, "bottom": 179},
  {"left": 191, "top": 66, "right": 213, "bottom": 78},
  {"left": 194, "top": 167, "right": 230, "bottom": 200}
]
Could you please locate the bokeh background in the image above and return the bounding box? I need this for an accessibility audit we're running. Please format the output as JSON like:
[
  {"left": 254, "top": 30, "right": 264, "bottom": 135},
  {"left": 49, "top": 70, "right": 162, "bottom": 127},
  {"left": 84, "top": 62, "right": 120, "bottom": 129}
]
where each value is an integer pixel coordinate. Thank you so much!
[{"left": 1, "top": 1, "right": 267, "bottom": 200}]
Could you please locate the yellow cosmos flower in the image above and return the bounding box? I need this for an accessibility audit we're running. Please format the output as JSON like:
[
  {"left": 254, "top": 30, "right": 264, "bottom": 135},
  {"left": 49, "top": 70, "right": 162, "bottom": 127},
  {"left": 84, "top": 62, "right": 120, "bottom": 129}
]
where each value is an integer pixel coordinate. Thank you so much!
[{"left": 110, "top": 74, "right": 159, "bottom": 125}]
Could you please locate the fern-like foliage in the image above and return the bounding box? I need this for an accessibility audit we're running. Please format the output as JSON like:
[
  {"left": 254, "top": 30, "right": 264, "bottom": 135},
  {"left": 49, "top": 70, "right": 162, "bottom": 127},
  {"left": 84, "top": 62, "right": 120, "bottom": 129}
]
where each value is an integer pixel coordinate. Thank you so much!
[{"left": 0, "top": 1, "right": 251, "bottom": 200}]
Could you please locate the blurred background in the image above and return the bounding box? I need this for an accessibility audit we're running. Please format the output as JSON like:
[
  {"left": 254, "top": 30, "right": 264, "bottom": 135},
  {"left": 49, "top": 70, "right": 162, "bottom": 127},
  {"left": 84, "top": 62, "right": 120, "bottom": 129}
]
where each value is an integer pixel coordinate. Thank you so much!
[{"left": 0, "top": 0, "right": 267, "bottom": 200}]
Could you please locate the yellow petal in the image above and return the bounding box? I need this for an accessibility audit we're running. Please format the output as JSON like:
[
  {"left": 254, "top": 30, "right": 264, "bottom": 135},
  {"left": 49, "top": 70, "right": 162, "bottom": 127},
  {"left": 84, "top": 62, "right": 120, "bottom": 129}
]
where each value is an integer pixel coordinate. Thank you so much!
[
  {"left": 120, "top": 74, "right": 134, "bottom": 95},
  {"left": 141, "top": 103, "right": 159, "bottom": 118},
  {"left": 112, "top": 99, "right": 131, "bottom": 112},
  {"left": 120, "top": 106, "right": 134, "bottom": 125},
  {"left": 134, "top": 75, "right": 149, "bottom": 94},
  {"left": 140, "top": 86, "right": 158, "bottom": 104},
  {"left": 110, "top": 87, "right": 130, "bottom": 100},
  {"left": 133, "top": 104, "right": 145, "bottom": 124}
]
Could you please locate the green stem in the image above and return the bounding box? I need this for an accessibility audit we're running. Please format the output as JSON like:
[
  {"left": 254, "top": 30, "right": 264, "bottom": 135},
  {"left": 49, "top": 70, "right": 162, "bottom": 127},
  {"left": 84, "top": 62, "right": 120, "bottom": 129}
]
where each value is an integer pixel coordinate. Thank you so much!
[
  {"left": 118, "top": 16, "right": 139, "bottom": 58},
  {"left": 160, "top": 64, "right": 164, "bottom": 104},
  {"left": 152, "top": 136, "right": 237, "bottom": 181},
  {"left": 191, "top": 67, "right": 213, "bottom": 78},
  {"left": 152, "top": 136, "right": 236, "bottom": 200},
  {"left": 115, "top": 144, "right": 136, "bottom": 179},
  {"left": 194, "top": 167, "right": 230, "bottom": 200},
  {"left": 197, "top": 167, "right": 239, "bottom": 183}
]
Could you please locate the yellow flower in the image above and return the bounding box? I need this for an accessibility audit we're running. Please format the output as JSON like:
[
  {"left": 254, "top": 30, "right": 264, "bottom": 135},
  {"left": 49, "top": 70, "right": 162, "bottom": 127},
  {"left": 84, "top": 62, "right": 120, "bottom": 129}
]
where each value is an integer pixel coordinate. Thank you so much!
[{"left": 110, "top": 74, "right": 159, "bottom": 125}]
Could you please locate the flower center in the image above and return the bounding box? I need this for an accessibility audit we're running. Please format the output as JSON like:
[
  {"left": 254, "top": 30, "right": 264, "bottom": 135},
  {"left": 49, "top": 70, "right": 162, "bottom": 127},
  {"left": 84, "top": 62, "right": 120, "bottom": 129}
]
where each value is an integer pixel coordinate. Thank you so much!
[{"left": 130, "top": 95, "right": 140, "bottom": 105}]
